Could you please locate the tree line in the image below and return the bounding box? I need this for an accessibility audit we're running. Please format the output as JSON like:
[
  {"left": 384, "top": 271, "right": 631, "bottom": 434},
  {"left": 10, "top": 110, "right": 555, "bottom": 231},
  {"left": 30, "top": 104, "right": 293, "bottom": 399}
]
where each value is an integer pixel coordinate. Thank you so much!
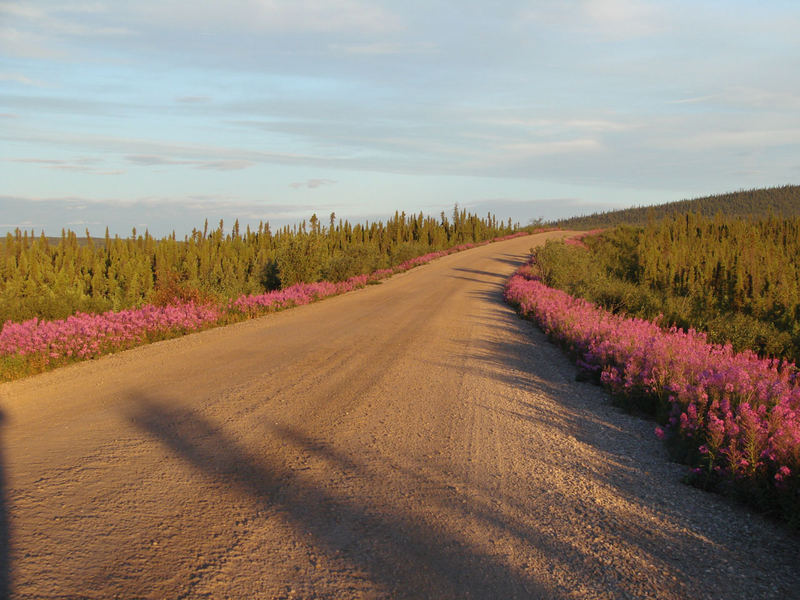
[
  {"left": 554, "top": 184, "right": 800, "bottom": 230},
  {"left": 1, "top": 207, "right": 517, "bottom": 324},
  {"left": 533, "top": 211, "right": 800, "bottom": 362}
]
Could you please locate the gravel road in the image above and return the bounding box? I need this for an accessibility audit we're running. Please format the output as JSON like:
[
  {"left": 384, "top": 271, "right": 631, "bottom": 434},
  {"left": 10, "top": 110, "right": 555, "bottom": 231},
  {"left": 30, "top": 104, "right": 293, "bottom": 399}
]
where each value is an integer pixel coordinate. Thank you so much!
[{"left": 0, "top": 231, "right": 797, "bottom": 599}]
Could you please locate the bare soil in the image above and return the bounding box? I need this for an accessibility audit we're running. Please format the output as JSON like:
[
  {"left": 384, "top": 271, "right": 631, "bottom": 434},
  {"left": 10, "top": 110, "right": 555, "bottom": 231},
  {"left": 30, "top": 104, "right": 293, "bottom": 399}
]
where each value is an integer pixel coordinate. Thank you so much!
[{"left": 0, "top": 231, "right": 797, "bottom": 599}]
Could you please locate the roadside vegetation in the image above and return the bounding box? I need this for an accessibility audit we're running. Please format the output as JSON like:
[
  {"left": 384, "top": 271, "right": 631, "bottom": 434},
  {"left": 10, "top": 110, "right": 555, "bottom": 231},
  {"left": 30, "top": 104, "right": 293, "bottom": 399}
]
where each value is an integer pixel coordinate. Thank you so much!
[
  {"left": 507, "top": 208, "right": 800, "bottom": 526},
  {"left": 0, "top": 206, "right": 521, "bottom": 379},
  {"left": 533, "top": 213, "right": 800, "bottom": 364},
  {"left": 0, "top": 206, "right": 517, "bottom": 325},
  {"left": 506, "top": 256, "right": 800, "bottom": 527}
]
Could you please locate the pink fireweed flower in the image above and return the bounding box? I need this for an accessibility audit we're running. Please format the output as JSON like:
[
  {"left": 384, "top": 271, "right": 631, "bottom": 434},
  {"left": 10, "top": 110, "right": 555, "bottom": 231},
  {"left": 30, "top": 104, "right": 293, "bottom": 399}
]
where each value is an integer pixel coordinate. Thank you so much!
[
  {"left": 775, "top": 466, "right": 791, "bottom": 482},
  {"left": 504, "top": 256, "right": 800, "bottom": 517}
]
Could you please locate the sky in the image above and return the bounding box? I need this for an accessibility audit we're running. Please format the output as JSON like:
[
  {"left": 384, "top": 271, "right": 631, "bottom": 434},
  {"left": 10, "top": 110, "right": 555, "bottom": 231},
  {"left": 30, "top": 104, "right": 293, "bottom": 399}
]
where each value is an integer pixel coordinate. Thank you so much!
[{"left": 1, "top": 0, "right": 799, "bottom": 237}]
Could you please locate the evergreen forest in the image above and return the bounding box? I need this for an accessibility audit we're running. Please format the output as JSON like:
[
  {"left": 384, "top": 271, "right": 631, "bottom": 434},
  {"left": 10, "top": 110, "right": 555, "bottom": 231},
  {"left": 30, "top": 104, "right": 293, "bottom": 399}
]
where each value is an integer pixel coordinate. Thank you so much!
[
  {"left": 1, "top": 207, "right": 517, "bottom": 324},
  {"left": 533, "top": 212, "right": 800, "bottom": 363}
]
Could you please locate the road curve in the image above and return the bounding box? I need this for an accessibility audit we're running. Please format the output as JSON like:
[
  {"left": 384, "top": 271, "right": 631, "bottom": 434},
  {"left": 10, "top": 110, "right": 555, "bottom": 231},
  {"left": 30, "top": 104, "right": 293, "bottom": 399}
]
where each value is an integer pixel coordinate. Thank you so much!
[{"left": 0, "top": 231, "right": 797, "bottom": 599}]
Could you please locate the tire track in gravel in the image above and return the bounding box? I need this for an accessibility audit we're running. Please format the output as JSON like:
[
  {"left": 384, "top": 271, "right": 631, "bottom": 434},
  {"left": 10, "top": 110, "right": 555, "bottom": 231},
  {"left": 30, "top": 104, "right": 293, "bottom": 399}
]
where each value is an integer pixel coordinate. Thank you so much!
[{"left": 0, "top": 230, "right": 798, "bottom": 599}]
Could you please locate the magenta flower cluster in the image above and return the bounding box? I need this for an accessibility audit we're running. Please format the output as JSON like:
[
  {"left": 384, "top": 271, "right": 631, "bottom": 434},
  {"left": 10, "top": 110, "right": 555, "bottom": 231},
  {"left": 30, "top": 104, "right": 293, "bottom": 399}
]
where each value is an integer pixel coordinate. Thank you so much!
[
  {"left": 230, "top": 275, "right": 369, "bottom": 316},
  {"left": 1, "top": 231, "right": 534, "bottom": 375},
  {"left": 505, "top": 260, "right": 800, "bottom": 520},
  {"left": 0, "top": 302, "right": 223, "bottom": 365}
]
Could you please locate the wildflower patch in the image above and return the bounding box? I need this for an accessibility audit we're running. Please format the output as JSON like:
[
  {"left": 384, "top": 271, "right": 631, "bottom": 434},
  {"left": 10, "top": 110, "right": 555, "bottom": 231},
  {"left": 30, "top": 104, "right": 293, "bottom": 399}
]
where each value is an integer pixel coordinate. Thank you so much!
[{"left": 505, "top": 258, "right": 800, "bottom": 527}]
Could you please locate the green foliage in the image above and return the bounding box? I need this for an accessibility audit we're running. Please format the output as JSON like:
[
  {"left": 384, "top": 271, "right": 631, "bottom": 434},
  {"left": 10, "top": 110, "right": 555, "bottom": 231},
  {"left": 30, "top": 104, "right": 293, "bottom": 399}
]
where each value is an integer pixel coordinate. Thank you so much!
[
  {"left": 275, "top": 234, "right": 327, "bottom": 288},
  {"left": 534, "top": 213, "right": 800, "bottom": 363},
  {"left": 388, "top": 241, "right": 431, "bottom": 266},
  {"left": 556, "top": 184, "right": 800, "bottom": 230},
  {"left": 322, "top": 245, "right": 382, "bottom": 282},
  {"left": 0, "top": 208, "right": 517, "bottom": 324}
]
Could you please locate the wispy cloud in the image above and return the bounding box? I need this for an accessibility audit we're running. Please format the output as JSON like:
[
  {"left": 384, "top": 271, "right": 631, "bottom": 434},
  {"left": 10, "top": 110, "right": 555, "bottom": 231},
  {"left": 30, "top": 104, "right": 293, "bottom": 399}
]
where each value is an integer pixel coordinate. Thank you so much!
[
  {"left": 501, "top": 139, "right": 603, "bottom": 156},
  {"left": 124, "top": 154, "right": 255, "bottom": 171},
  {"left": 0, "top": 71, "right": 43, "bottom": 86},
  {"left": 0, "top": 25, "right": 64, "bottom": 58},
  {"left": 2, "top": 0, "right": 799, "bottom": 231},
  {"left": 668, "top": 95, "right": 717, "bottom": 105},
  {"left": 131, "top": 0, "right": 402, "bottom": 35},
  {"left": 0, "top": 1, "right": 128, "bottom": 35},
  {"left": 480, "top": 115, "right": 637, "bottom": 134},
  {"left": 4, "top": 129, "right": 351, "bottom": 170},
  {"left": 668, "top": 128, "right": 800, "bottom": 151},
  {"left": 0, "top": 2, "right": 130, "bottom": 61},
  {"left": 666, "top": 88, "right": 800, "bottom": 111},
  {"left": 7, "top": 156, "right": 123, "bottom": 175},
  {"left": 329, "top": 41, "right": 435, "bottom": 55},
  {"left": 175, "top": 95, "right": 211, "bottom": 104},
  {"left": 289, "top": 178, "right": 336, "bottom": 189},
  {"left": 520, "top": 0, "right": 668, "bottom": 40},
  {"left": 0, "top": 2, "right": 45, "bottom": 20},
  {"left": 198, "top": 160, "right": 254, "bottom": 171},
  {"left": 580, "top": 0, "right": 666, "bottom": 39}
]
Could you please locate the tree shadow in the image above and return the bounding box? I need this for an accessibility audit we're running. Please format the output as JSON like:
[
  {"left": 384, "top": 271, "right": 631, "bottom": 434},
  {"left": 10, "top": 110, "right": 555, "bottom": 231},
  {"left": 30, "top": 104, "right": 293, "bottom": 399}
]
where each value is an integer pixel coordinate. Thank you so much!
[
  {"left": 490, "top": 253, "right": 531, "bottom": 268},
  {"left": 455, "top": 277, "right": 800, "bottom": 593},
  {"left": 451, "top": 267, "right": 508, "bottom": 281},
  {"left": 128, "top": 395, "right": 557, "bottom": 599}
]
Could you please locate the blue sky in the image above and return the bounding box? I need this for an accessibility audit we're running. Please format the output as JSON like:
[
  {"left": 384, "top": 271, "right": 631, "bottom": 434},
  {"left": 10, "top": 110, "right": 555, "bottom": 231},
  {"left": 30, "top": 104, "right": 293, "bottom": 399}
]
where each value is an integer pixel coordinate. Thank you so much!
[{"left": 1, "top": 0, "right": 799, "bottom": 237}]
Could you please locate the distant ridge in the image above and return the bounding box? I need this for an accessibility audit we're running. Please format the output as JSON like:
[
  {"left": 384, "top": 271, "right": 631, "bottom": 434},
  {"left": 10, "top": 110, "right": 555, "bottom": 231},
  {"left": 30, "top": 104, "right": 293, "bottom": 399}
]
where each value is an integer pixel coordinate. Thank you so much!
[{"left": 554, "top": 184, "right": 800, "bottom": 229}]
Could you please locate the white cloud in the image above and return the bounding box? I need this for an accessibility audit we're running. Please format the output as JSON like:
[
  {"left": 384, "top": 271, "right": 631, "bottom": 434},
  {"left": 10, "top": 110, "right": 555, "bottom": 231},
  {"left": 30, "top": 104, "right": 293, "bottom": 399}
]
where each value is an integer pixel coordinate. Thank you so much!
[
  {"left": 0, "top": 2, "right": 45, "bottom": 19},
  {"left": 668, "top": 88, "right": 800, "bottom": 111},
  {"left": 723, "top": 87, "right": 800, "bottom": 111},
  {"left": 581, "top": 0, "right": 666, "bottom": 38},
  {"left": 501, "top": 139, "right": 603, "bottom": 156},
  {"left": 564, "top": 119, "right": 634, "bottom": 133},
  {"left": 196, "top": 160, "right": 254, "bottom": 171},
  {"left": 175, "top": 95, "right": 211, "bottom": 104},
  {"left": 669, "top": 129, "right": 800, "bottom": 151},
  {"left": 7, "top": 156, "right": 123, "bottom": 174},
  {"left": 0, "top": 26, "right": 64, "bottom": 58},
  {"left": 668, "top": 95, "right": 717, "bottom": 105},
  {"left": 0, "top": 71, "right": 43, "bottom": 85},
  {"left": 124, "top": 154, "right": 255, "bottom": 171},
  {"left": 132, "top": 0, "right": 401, "bottom": 34},
  {"left": 4, "top": 129, "right": 349, "bottom": 170},
  {"left": 0, "top": 2, "right": 130, "bottom": 46},
  {"left": 519, "top": 0, "right": 668, "bottom": 40},
  {"left": 329, "top": 41, "right": 435, "bottom": 55},
  {"left": 289, "top": 178, "right": 336, "bottom": 189},
  {"left": 477, "top": 115, "right": 637, "bottom": 134}
]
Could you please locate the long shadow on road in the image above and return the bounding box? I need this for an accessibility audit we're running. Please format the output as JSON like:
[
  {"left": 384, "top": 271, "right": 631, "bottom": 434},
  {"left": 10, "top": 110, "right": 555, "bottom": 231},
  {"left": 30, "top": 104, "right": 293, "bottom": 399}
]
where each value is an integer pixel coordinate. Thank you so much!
[
  {"left": 129, "top": 396, "right": 554, "bottom": 599},
  {"left": 460, "top": 265, "right": 800, "bottom": 597}
]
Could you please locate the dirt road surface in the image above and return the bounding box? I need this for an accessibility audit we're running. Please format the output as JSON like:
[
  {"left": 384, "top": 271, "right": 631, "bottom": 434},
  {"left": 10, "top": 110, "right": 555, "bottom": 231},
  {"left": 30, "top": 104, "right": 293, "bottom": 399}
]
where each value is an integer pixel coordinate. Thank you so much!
[{"left": 0, "top": 231, "right": 797, "bottom": 599}]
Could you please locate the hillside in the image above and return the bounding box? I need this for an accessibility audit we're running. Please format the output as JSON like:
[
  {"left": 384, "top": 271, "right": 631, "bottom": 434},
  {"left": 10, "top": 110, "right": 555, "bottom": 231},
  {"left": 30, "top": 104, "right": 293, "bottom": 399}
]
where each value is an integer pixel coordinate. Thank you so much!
[{"left": 555, "top": 184, "right": 800, "bottom": 229}]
